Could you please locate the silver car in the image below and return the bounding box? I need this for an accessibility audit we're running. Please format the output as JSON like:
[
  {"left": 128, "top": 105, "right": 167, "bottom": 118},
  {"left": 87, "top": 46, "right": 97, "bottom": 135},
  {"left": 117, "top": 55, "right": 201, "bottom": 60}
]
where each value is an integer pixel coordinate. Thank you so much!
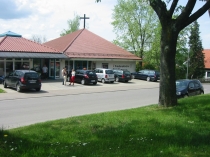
[{"left": 94, "top": 68, "right": 115, "bottom": 83}]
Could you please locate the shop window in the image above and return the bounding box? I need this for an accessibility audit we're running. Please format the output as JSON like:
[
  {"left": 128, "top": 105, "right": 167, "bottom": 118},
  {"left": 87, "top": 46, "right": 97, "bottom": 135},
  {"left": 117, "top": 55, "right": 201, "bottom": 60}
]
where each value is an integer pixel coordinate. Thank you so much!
[
  {"left": 33, "top": 59, "right": 41, "bottom": 72},
  {"left": 0, "top": 62, "right": 4, "bottom": 76},
  {"left": 207, "top": 72, "right": 210, "bottom": 77},
  {"left": 6, "top": 62, "right": 13, "bottom": 75},
  {"left": 75, "top": 61, "right": 87, "bottom": 70},
  {"left": 102, "top": 63, "right": 108, "bottom": 69}
]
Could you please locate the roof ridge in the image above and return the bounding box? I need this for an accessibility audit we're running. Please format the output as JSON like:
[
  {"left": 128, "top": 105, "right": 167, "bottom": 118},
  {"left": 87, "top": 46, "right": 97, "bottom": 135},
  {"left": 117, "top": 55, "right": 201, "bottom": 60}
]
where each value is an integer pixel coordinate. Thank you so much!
[
  {"left": 0, "top": 36, "right": 7, "bottom": 46},
  {"left": 63, "top": 29, "right": 84, "bottom": 52}
]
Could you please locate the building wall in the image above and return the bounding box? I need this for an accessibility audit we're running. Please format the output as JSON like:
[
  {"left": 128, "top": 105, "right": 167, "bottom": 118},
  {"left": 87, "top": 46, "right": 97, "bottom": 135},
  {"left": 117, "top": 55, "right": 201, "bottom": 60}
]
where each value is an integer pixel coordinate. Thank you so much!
[{"left": 95, "top": 61, "right": 136, "bottom": 72}]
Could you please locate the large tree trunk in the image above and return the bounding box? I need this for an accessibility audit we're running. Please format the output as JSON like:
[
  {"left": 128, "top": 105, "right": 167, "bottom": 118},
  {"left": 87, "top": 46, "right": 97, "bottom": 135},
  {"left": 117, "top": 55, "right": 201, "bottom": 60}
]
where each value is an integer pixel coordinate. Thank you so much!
[{"left": 158, "top": 27, "right": 178, "bottom": 107}]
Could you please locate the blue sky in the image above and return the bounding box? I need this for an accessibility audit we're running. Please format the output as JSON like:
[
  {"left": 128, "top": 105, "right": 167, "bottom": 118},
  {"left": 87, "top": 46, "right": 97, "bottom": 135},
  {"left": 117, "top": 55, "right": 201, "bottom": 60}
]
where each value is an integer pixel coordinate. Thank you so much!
[{"left": 0, "top": 0, "right": 209, "bottom": 49}]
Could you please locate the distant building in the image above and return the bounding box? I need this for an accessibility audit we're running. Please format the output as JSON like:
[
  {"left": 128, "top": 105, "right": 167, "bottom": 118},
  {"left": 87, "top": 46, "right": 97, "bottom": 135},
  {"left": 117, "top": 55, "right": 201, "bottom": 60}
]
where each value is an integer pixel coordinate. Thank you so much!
[
  {"left": 0, "top": 29, "right": 141, "bottom": 79},
  {"left": 203, "top": 49, "right": 210, "bottom": 79}
]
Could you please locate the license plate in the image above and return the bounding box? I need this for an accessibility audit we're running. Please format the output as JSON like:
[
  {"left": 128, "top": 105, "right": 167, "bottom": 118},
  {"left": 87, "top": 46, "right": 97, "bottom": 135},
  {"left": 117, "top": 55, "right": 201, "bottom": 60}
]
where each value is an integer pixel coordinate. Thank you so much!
[
  {"left": 29, "top": 80, "right": 36, "bottom": 83},
  {"left": 91, "top": 80, "right": 95, "bottom": 82}
]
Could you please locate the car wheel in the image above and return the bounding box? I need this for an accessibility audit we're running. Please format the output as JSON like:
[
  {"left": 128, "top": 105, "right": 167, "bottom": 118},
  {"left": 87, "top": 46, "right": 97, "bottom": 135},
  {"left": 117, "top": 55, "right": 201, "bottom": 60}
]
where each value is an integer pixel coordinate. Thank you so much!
[
  {"left": 125, "top": 80, "right": 128, "bottom": 83},
  {"left": 110, "top": 81, "right": 114, "bottom": 83},
  {"left": 200, "top": 90, "right": 204, "bottom": 95},
  {"left": 36, "top": 88, "right": 41, "bottom": 91},
  {"left": 146, "top": 77, "right": 150, "bottom": 82},
  {"left": 115, "top": 77, "right": 119, "bottom": 82},
  {"left": 93, "top": 82, "right": 97, "bottom": 85},
  {"left": 3, "top": 81, "right": 7, "bottom": 88},
  {"left": 16, "top": 83, "right": 21, "bottom": 92},
  {"left": 81, "top": 79, "right": 85, "bottom": 85},
  {"left": 132, "top": 75, "right": 135, "bottom": 79},
  {"left": 101, "top": 79, "right": 105, "bottom": 83}
]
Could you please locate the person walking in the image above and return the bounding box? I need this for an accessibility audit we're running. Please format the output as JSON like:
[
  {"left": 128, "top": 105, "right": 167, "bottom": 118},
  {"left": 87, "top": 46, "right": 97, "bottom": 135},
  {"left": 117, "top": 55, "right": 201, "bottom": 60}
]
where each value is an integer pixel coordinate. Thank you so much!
[
  {"left": 62, "top": 67, "right": 67, "bottom": 85},
  {"left": 42, "top": 64, "right": 48, "bottom": 79},
  {"left": 69, "top": 69, "right": 75, "bottom": 86}
]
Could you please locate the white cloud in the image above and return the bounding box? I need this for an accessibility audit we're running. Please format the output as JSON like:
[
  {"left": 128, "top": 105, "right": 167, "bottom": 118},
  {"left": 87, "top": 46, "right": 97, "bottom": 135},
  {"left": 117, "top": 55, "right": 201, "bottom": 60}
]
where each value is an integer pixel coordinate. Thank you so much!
[{"left": 0, "top": 0, "right": 209, "bottom": 49}]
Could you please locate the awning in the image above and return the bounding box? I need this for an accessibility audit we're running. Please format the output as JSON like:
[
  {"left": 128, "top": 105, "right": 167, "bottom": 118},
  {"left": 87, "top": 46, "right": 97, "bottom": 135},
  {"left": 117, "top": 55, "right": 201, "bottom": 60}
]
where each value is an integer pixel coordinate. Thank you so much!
[{"left": 0, "top": 52, "right": 68, "bottom": 59}]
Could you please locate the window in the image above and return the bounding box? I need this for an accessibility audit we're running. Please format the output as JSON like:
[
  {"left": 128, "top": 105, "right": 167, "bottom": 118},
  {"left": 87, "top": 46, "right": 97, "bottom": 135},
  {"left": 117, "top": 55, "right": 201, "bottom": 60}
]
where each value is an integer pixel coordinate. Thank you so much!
[
  {"left": 99, "top": 70, "right": 103, "bottom": 73},
  {"left": 14, "top": 71, "right": 19, "bottom": 77},
  {"left": 105, "top": 70, "right": 114, "bottom": 74},
  {"left": 189, "top": 82, "right": 195, "bottom": 88},
  {"left": 102, "top": 63, "right": 108, "bottom": 69},
  {"left": 207, "top": 72, "right": 210, "bottom": 77}
]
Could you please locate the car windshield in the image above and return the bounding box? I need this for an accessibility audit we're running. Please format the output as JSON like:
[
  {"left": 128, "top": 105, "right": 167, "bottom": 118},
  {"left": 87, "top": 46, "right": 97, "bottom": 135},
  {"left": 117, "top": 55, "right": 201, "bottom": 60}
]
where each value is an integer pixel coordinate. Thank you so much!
[
  {"left": 86, "top": 71, "right": 96, "bottom": 75},
  {"left": 105, "top": 70, "right": 114, "bottom": 74},
  {"left": 25, "top": 73, "right": 39, "bottom": 79},
  {"left": 124, "top": 71, "right": 131, "bottom": 75},
  {"left": 176, "top": 80, "right": 188, "bottom": 88}
]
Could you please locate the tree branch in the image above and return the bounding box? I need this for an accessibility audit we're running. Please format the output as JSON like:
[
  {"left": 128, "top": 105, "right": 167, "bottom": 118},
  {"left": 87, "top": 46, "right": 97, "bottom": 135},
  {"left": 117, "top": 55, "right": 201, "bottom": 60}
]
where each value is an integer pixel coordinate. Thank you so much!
[
  {"left": 180, "top": 0, "right": 210, "bottom": 29},
  {"left": 149, "top": 0, "right": 168, "bottom": 23},
  {"left": 169, "top": 0, "right": 178, "bottom": 17},
  {"left": 176, "top": 0, "right": 196, "bottom": 22}
]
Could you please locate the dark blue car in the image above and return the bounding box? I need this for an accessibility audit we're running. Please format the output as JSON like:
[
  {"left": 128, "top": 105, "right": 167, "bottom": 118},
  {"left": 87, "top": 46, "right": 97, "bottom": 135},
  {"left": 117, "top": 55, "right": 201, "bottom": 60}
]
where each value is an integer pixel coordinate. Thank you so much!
[
  {"left": 0, "top": 75, "right": 4, "bottom": 84},
  {"left": 131, "top": 69, "right": 160, "bottom": 82},
  {"left": 176, "top": 79, "right": 204, "bottom": 98}
]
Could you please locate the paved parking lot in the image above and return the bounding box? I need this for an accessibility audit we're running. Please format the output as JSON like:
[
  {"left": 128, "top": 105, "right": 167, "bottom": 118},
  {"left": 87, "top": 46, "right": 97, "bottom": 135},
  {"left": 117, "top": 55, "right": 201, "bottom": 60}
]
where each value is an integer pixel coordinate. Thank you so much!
[{"left": 0, "top": 79, "right": 160, "bottom": 100}]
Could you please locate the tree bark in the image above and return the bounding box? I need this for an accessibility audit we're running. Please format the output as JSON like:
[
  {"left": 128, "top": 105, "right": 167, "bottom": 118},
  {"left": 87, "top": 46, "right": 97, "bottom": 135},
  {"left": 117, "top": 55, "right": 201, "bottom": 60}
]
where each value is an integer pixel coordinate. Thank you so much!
[{"left": 158, "top": 25, "right": 178, "bottom": 107}]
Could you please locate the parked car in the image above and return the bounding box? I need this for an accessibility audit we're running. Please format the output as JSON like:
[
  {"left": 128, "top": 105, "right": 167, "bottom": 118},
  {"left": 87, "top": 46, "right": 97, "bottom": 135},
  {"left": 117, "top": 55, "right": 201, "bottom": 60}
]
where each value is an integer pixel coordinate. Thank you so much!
[
  {"left": 0, "top": 75, "right": 4, "bottom": 84},
  {"left": 113, "top": 69, "right": 132, "bottom": 82},
  {"left": 94, "top": 68, "right": 115, "bottom": 83},
  {"left": 176, "top": 79, "right": 204, "bottom": 98},
  {"left": 131, "top": 69, "right": 160, "bottom": 82},
  {"left": 3, "top": 70, "right": 41, "bottom": 92},
  {"left": 75, "top": 69, "right": 98, "bottom": 85}
]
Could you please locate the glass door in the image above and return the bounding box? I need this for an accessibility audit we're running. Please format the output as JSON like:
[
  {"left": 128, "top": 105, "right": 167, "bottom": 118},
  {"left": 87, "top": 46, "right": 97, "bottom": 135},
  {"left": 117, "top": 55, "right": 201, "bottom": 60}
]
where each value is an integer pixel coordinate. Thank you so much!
[{"left": 49, "top": 60, "right": 60, "bottom": 78}]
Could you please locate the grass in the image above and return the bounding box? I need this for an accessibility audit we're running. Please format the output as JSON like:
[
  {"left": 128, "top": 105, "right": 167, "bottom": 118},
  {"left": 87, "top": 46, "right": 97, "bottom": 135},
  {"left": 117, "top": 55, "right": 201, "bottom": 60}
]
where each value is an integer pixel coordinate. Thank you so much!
[
  {"left": 0, "top": 88, "right": 6, "bottom": 93},
  {"left": 1, "top": 94, "right": 210, "bottom": 157}
]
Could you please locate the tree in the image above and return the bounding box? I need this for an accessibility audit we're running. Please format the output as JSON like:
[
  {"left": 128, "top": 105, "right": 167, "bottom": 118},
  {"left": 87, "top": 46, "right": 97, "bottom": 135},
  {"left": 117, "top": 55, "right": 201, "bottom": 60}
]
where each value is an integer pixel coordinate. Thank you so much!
[
  {"left": 112, "top": 0, "right": 158, "bottom": 70},
  {"left": 188, "top": 20, "right": 205, "bottom": 79},
  {"left": 60, "top": 13, "right": 80, "bottom": 36},
  {"left": 96, "top": 0, "right": 210, "bottom": 107},
  {"left": 30, "top": 35, "right": 47, "bottom": 44}
]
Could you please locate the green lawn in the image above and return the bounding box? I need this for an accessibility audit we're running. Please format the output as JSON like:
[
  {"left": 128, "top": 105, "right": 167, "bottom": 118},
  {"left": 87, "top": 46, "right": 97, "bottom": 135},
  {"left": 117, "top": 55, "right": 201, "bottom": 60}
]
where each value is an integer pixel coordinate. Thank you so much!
[
  {"left": 0, "top": 88, "right": 6, "bottom": 93},
  {"left": 0, "top": 94, "right": 210, "bottom": 157}
]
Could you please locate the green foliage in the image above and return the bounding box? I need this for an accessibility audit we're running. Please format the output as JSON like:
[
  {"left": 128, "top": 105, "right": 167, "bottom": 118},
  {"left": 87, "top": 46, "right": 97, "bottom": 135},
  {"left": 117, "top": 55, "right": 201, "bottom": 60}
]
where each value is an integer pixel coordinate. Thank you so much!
[
  {"left": 188, "top": 21, "right": 205, "bottom": 79},
  {"left": 135, "top": 61, "right": 141, "bottom": 71},
  {"left": 60, "top": 13, "right": 80, "bottom": 36},
  {"left": 142, "top": 62, "right": 156, "bottom": 70},
  {"left": 112, "top": 0, "right": 158, "bottom": 59},
  {"left": 1, "top": 94, "right": 210, "bottom": 156}
]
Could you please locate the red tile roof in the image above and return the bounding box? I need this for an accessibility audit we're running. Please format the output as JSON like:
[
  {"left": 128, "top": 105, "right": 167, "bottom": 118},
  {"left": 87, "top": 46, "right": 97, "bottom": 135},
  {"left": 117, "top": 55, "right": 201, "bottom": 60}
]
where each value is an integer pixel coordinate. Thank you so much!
[
  {"left": 44, "top": 29, "right": 141, "bottom": 60},
  {"left": 204, "top": 49, "right": 210, "bottom": 69},
  {"left": 0, "top": 36, "right": 59, "bottom": 53}
]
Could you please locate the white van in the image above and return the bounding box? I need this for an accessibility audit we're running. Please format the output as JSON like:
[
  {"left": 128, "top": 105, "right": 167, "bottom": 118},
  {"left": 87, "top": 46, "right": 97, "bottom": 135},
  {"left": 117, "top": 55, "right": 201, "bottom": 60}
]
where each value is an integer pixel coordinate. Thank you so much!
[{"left": 94, "top": 68, "right": 115, "bottom": 83}]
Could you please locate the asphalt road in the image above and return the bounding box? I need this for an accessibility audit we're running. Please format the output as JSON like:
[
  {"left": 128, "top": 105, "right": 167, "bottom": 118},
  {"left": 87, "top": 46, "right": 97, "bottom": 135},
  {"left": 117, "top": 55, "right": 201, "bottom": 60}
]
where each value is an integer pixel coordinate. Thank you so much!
[{"left": 0, "top": 79, "right": 209, "bottom": 130}]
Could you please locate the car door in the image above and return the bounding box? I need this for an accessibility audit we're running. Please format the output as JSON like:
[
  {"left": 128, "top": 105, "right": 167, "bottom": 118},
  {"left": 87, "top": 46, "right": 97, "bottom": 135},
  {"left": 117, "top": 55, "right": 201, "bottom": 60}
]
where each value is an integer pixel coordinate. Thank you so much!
[
  {"left": 188, "top": 82, "right": 196, "bottom": 96},
  {"left": 75, "top": 70, "right": 82, "bottom": 83},
  {"left": 12, "top": 71, "right": 21, "bottom": 87},
  {"left": 5, "top": 72, "right": 14, "bottom": 86},
  {"left": 136, "top": 70, "right": 143, "bottom": 79},
  {"left": 193, "top": 81, "right": 202, "bottom": 95},
  {"left": 142, "top": 70, "right": 149, "bottom": 80},
  {"left": 94, "top": 69, "right": 100, "bottom": 81}
]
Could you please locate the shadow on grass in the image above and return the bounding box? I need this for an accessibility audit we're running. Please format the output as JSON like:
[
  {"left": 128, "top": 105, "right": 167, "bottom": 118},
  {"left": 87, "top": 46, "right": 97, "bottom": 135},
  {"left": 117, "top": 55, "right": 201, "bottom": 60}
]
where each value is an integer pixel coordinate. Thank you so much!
[{"left": 0, "top": 94, "right": 210, "bottom": 157}]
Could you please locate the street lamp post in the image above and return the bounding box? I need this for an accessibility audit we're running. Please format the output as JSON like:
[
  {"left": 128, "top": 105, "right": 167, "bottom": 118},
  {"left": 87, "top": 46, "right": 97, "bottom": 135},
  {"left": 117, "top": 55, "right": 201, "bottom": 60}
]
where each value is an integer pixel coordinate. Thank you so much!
[{"left": 186, "top": 50, "right": 189, "bottom": 79}]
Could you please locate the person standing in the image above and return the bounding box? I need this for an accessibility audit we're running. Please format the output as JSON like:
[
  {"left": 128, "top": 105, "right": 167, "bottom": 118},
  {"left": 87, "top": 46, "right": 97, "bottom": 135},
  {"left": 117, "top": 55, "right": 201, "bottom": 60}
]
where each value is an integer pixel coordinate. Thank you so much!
[
  {"left": 69, "top": 69, "right": 75, "bottom": 86},
  {"left": 62, "top": 67, "right": 67, "bottom": 85},
  {"left": 61, "top": 67, "right": 65, "bottom": 85},
  {"left": 42, "top": 64, "right": 48, "bottom": 79}
]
